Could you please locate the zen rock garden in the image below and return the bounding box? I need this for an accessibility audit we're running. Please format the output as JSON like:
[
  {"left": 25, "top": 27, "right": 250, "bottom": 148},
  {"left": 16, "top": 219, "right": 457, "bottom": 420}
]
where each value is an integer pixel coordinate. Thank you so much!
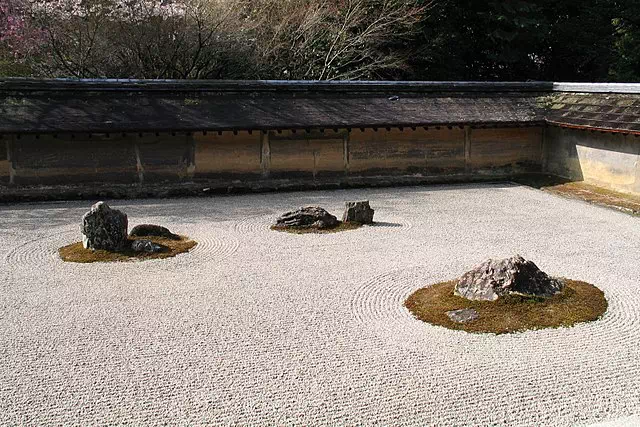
[
  {"left": 405, "top": 254, "right": 608, "bottom": 334},
  {"left": 272, "top": 200, "right": 375, "bottom": 233},
  {"left": 6, "top": 184, "right": 634, "bottom": 427},
  {"left": 59, "top": 201, "right": 197, "bottom": 263},
  {"left": 59, "top": 199, "right": 609, "bottom": 335}
]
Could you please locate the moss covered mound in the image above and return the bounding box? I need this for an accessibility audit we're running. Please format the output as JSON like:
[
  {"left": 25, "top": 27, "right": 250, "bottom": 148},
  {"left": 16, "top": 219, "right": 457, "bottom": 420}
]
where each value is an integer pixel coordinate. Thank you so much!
[
  {"left": 59, "top": 235, "right": 197, "bottom": 263},
  {"left": 405, "top": 279, "right": 607, "bottom": 334},
  {"left": 270, "top": 221, "right": 363, "bottom": 234}
]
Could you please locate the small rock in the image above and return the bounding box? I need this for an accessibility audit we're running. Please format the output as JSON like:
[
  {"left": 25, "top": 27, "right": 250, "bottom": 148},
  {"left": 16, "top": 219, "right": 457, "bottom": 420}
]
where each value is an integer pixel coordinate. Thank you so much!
[
  {"left": 454, "top": 255, "right": 565, "bottom": 301},
  {"left": 130, "top": 224, "right": 180, "bottom": 240},
  {"left": 275, "top": 206, "right": 339, "bottom": 229},
  {"left": 131, "top": 240, "right": 165, "bottom": 254},
  {"left": 342, "top": 200, "right": 375, "bottom": 224},
  {"left": 446, "top": 309, "right": 479, "bottom": 323},
  {"left": 81, "top": 202, "right": 128, "bottom": 251}
]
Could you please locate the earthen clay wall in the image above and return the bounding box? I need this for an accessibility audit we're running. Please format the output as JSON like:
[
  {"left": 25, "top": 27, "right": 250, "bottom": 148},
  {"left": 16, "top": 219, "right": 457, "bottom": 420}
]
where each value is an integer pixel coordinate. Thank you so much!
[
  {"left": 0, "top": 126, "right": 543, "bottom": 190},
  {"left": 544, "top": 127, "right": 640, "bottom": 196}
]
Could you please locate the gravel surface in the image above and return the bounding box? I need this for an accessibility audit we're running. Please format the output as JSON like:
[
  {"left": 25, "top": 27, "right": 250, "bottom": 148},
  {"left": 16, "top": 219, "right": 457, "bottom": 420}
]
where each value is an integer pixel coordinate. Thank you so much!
[{"left": 1, "top": 183, "right": 639, "bottom": 426}]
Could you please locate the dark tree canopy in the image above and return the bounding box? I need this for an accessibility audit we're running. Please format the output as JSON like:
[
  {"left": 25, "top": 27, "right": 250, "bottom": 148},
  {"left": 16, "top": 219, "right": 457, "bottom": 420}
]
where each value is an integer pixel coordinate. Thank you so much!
[{"left": 408, "top": 0, "right": 629, "bottom": 82}]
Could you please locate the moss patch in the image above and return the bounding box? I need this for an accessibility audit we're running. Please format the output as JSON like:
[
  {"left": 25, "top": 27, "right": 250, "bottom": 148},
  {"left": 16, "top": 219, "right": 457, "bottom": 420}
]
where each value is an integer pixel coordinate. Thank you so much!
[
  {"left": 405, "top": 279, "right": 607, "bottom": 334},
  {"left": 515, "top": 175, "right": 640, "bottom": 216},
  {"left": 59, "top": 236, "right": 197, "bottom": 263},
  {"left": 270, "top": 221, "right": 363, "bottom": 234},
  {"left": 544, "top": 182, "right": 640, "bottom": 215}
]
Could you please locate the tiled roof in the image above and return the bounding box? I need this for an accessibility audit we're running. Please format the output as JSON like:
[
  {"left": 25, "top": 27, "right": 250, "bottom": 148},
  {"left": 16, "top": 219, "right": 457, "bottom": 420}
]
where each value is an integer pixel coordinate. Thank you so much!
[
  {"left": 0, "top": 80, "right": 547, "bottom": 134},
  {"left": 1, "top": 79, "right": 640, "bottom": 134},
  {"left": 545, "top": 92, "right": 640, "bottom": 133}
]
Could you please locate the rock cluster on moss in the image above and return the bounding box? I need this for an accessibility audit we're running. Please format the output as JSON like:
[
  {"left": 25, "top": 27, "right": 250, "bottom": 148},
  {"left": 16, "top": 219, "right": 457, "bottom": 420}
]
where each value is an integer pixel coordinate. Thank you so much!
[
  {"left": 80, "top": 201, "right": 182, "bottom": 254},
  {"left": 275, "top": 206, "right": 339, "bottom": 230},
  {"left": 454, "top": 254, "right": 565, "bottom": 301},
  {"left": 342, "top": 200, "right": 375, "bottom": 224},
  {"left": 130, "top": 224, "right": 180, "bottom": 241},
  {"left": 81, "top": 202, "right": 128, "bottom": 251},
  {"left": 274, "top": 200, "right": 377, "bottom": 231}
]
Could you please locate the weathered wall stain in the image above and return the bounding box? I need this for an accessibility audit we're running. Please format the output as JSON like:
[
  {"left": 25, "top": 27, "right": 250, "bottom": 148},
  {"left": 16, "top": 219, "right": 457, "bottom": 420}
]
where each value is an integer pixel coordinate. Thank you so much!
[
  {"left": 469, "top": 128, "right": 542, "bottom": 171},
  {"left": 349, "top": 127, "right": 466, "bottom": 175},
  {"left": 8, "top": 134, "right": 138, "bottom": 185},
  {"left": 195, "top": 131, "right": 261, "bottom": 178},
  {"left": 267, "top": 130, "right": 344, "bottom": 179}
]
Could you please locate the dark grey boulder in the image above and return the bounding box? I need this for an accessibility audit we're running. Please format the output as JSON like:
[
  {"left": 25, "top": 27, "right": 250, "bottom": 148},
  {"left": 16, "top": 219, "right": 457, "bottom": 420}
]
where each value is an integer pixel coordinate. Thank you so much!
[
  {"left": 455, "top": 255, "right": 565, "bottom": 301},
  {"left": 446, "top": 309, "right": 479, "bottom": 323},
  {"left": 81, "top": 202, "right": 128, "bottom": 251},
  {"left": 130, "top": 224, "right": 180, "bottom": 240},
  {"left": 275, "top": 206, "right": 339, "bottom": 229},
  {"left": 131, "top": 239, "right": 165, "bottom": 254},
  {"left": 342, "top": 200, "right": 375, "bottom": 224}
]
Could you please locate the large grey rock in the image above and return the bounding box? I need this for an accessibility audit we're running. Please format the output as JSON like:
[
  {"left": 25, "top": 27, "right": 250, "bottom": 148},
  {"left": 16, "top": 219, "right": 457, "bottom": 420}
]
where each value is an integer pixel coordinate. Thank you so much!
[
  {"left": 454, "top": 255, "right": 565, "bottom": 301},
  {"left": 131, "top": 239, "right": 165, "bottom": 254},
  {"left": 342, "top": 200, "right": 375, "bottom": 224},
  {"left": 81, "top": 202, "right": 128, "bottom": 251},
  {"left": 275, "top": 206, "right": 339, "bottom": 229},
  {"left": 130, "top": 224, "right": 180, "bottom": 240},
  {"left": 446, "top": 309, "right": 479, "bottom": 323}
]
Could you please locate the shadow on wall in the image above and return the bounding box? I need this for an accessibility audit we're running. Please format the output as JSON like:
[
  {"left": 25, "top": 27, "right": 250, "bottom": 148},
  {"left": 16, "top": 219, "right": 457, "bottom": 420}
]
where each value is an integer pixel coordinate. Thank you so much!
[{"left": 545, "top": 127, "right": 640, "bottom": 196}]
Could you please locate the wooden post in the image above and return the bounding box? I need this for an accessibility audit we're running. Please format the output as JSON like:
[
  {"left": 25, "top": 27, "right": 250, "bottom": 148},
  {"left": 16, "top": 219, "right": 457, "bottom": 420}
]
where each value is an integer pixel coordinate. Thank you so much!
[
  {"left": 541, "top": 126, "right": 548, "bottom": 172},
  {"left": 7, "top": 138, "right": 15, "bottom": 185},
  {"left": 343, "top": 131, "right": 350, "bottom": 175},
  {"left": 134, "top": 142, "right": 144, "bottom": 184},
  {"left": 186, "top": 134, "right": 196, "bottom": 179},
  {"left": 464, "top": 126, "right": 471, "bottom": 173},
  {"left": 260, "top": 131, "right": 271, "bottom": 178},
  {"left": 313, "top": 150, "right": 319, "bottom": 180}
]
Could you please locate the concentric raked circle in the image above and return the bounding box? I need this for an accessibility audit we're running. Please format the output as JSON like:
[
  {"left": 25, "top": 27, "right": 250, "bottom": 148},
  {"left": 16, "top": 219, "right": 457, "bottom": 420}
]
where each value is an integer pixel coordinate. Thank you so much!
[
  {"left": 4, "top": 228, "right": 76, "bottom": 271},
  {"left": 232, "top": 214, "right": 275, "bottom": 235},
  {"left": 187, "top": 226, "right": 240, "bottom": 262},
  {"left": 351, "top": 266, "right": 640, "bottom": 355},
  {"left": 347, "top": 266, "right": 640, "bottom": 426},
  {"left": 351, "top": 266, "right": 425, "bottom": 328}
]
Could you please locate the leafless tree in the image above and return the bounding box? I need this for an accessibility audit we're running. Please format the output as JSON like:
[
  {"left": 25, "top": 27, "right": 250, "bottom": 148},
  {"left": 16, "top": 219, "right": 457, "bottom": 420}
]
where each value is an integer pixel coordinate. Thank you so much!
[
  {"left": 248, "top": 0, "right": 432, "bottom": 80},
  {"left": 110, "top": 0, "right": 257, "bottom": 79},
  {"left": 28, "top": 0, "right": 258, "bottom": 78},
  {"left": 11, "top": 0, "right": 433, "bottom": 79}
]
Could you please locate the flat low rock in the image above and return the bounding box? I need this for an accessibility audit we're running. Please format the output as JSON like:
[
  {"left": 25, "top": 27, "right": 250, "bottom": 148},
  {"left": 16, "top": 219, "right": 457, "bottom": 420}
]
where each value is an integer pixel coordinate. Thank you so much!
[
  {"left": 81, "top": 202, "right": 128, "bottom": 251},
  {"left": 446, "top": 309, "right": 479, "bottom": 323},
  {"left": 131, "top": 240, "right": 165, "bottom": 254},
  {"left": 275, "top": 206, "right": 339, "bottom": 229},
  {"left": 342, "top": 201, "right": 375, "bottom": 224},
  {"left": 130, "top": 224, "right": 180, "bottom": 240},
  {"left": 454, "top": 254, "right": 565, "bottom": 301}
]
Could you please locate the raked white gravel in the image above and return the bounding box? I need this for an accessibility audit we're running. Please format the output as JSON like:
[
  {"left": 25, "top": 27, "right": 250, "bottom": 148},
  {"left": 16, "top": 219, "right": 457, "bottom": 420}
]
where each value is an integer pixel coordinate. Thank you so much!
[{"left": 1, "top": 183, "right": 639, "bottom": 426}]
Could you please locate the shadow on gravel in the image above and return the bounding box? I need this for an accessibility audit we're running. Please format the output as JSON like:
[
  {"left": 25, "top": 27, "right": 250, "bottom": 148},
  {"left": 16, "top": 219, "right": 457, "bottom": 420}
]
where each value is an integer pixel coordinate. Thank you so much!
[{"left": 370, "top": 222, "right": 403, "bottom": 228}]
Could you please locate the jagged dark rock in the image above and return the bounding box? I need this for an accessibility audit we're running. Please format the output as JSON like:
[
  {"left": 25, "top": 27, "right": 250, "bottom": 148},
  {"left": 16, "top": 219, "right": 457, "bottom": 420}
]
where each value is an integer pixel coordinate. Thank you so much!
[
  {"left": 130, "top": 224, "right": 180, "bottom": 240},
  {"left": 131, "top": 239, "right": 165, "bottom": 254},
  {"left": 275, "top": 206, "right": 339, "bottom": 229},
  {"left": 454, "top": 255, "right": 565, "bottom": 301},
  {"left": 81, "top": 202, "right": 128, "bottom": 251},
  {"left": 342, "top": 200, "right": 375, "bottom": 224}
]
